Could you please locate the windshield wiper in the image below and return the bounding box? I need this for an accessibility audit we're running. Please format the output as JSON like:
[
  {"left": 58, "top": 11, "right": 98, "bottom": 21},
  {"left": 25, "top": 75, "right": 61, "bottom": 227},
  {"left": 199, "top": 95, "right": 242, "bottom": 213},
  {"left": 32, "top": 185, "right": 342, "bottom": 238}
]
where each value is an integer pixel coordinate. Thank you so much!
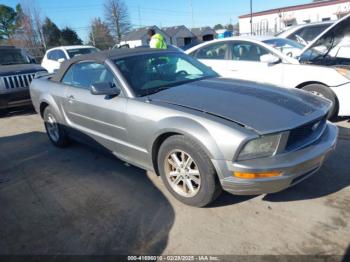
[{"left": 142, "top": 76, "right": 214, "bottom": 96}]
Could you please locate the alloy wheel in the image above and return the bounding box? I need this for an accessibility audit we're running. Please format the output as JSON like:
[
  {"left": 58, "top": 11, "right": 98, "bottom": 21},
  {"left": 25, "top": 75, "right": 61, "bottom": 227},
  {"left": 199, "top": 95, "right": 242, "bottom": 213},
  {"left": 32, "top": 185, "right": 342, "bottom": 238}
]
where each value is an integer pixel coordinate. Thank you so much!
[
  {"left": 164, "top": 150, "right": 201, "bottom": 198},
  {"left": 46, "top": 113, "right": 60, "bottom": 142}
]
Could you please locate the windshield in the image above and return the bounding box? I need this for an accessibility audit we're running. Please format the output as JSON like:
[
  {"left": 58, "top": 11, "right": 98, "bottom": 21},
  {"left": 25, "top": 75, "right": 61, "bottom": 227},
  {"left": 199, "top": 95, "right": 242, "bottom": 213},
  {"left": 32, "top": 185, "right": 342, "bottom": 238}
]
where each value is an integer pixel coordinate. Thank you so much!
[
  {"left": 66, "top": 48, "right": 98, "bottom": 58},
  {"left": 114, "top": 52, "right": 218, "bottom": 97},
  {"left": 300, "top": 17, "right": 350, "bottom": 63},
  {"left": 263, "top": 38, "right": 305, "bottom": 50},
  {"left": 0, "top": 49, "right": 32, "bottom": 65}
]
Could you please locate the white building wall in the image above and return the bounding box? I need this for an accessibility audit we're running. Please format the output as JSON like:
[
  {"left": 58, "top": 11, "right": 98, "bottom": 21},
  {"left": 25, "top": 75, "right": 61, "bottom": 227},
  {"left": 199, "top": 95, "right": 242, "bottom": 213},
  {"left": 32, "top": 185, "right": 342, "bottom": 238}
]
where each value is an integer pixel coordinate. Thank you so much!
[{"left": 239, "top": 1, "right": 350, "bottom": 36}]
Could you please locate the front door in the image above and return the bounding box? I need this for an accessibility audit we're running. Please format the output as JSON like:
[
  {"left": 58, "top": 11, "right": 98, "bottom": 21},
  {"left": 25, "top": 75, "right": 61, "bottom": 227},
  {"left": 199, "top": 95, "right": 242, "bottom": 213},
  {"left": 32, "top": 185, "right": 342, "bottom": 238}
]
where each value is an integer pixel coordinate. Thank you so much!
[{"left": 61, "top": 61, "right": 128, "bottom": 153}]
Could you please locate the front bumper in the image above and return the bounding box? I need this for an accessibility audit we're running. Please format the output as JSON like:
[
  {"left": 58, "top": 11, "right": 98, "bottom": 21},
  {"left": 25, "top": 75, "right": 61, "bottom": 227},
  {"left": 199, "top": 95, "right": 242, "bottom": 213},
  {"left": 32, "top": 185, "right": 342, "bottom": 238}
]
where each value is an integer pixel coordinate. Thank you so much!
[
  {"left": 212, "top": 122, "right": 338, "bottom": 195},
  {"left": 0, "top": 90, "right": 31, "bottom": 109}
]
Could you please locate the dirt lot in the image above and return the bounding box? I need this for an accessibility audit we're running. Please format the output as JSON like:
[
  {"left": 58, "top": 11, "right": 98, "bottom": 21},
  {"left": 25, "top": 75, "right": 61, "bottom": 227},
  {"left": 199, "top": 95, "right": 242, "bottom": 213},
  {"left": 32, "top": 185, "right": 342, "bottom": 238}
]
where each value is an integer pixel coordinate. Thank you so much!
[{"left": 0, "top": 107, "right": 349, "bottom": 257}]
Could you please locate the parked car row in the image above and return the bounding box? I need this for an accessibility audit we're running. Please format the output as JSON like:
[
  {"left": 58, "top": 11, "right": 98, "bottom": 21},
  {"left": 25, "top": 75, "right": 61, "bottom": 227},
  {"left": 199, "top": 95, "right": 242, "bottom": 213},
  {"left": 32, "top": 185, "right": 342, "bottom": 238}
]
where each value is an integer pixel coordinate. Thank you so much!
[
  {"left": 1, "top": 14, "right": 348, "bottom": 207},
  {"left": 185, "top": 14, "right": 350, "bottom": 120}
]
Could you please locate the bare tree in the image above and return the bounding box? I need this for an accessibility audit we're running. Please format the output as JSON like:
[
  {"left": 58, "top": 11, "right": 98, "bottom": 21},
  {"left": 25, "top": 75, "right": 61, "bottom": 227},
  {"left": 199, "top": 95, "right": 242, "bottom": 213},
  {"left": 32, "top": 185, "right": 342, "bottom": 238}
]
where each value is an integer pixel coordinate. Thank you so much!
[
  {"left": 15, "top": 0, "right": 45, "bottom": 57},
  {"left": 89, "top": 17, "right": 114, "bottom": 50},
  {"left": 104, "top": 0, "right": 131, "bottom": 43}
]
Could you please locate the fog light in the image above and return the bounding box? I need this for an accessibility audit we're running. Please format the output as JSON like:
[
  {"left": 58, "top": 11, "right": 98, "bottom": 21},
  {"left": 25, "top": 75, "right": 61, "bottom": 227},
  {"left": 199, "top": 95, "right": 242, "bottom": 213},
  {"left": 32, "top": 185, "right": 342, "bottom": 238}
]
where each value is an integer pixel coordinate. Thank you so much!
[{"left": 233, "top": 171, "right": 282, "bottom": 179}]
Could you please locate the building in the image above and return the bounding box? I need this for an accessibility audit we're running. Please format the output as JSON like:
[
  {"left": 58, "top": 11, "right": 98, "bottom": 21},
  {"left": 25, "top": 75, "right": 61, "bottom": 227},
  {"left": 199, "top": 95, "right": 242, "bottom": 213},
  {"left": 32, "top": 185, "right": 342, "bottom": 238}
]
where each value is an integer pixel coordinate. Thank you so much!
[
  {"left": 161, "top": 25, "right": 195, "bottom": 48},
  {"left": 119, "top": 26, "right": 170, "bottom": 48},
  {"left": 191, "top": 27, "right": 216, "bottom": 42},
  {"left": 239, "top": 0, "right": 350, "bottom": 36}
]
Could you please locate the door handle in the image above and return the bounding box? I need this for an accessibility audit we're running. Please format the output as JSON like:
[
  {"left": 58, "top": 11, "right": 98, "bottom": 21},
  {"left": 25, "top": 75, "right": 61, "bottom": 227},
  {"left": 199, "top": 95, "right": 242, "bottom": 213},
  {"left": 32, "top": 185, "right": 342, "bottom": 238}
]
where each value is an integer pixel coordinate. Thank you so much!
[{"left": 67, "top": 95, "right": 75, "bottom": 103}]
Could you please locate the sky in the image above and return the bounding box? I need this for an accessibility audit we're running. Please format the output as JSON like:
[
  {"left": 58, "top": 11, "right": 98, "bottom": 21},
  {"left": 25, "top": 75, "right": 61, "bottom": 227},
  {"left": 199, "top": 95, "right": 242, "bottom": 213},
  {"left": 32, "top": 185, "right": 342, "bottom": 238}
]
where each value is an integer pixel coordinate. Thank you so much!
[{"left": 3, "top": 0, "right": 309, "bottom": 42}]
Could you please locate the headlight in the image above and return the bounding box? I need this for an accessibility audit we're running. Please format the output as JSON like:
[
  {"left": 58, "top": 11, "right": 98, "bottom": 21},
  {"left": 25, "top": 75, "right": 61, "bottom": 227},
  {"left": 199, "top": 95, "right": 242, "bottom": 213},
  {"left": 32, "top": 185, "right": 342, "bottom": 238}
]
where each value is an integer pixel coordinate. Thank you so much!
[
  {"left": 335, "top": 67, "right": 350, "bottom": 80},
  {"left": 237, "top": 134, "right": 282, "bottom": 161}
]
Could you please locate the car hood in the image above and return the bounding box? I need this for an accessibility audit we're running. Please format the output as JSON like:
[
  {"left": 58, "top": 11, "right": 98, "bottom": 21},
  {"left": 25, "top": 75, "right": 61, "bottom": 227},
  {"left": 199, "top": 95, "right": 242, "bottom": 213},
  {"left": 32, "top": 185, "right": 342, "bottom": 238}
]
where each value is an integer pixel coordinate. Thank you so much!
[
  {"left": 300, "top": 14, "right": 350, "bottom": 60},
  {"left": 148, "top": 78, "right": 331, "bottom": 134},
  {"left": 0, "top": 64, "right": 45, "bottom": 76}
]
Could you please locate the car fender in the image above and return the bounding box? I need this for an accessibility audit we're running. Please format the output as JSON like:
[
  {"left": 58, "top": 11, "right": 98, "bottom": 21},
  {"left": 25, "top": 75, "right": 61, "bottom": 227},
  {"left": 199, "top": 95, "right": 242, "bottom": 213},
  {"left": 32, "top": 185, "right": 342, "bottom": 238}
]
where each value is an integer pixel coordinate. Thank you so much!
[
  {"left": 282, "top": 64, "right": 348, "bottom": 88},
  {"left": 149, "top": 116, "right": 225, "bottom": 161}
]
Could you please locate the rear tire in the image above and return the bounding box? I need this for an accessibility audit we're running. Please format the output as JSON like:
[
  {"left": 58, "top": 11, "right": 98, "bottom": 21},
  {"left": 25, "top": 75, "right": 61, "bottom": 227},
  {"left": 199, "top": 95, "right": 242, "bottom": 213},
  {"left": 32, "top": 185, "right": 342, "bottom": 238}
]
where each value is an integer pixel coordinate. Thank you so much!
[
  {"left": 301, "top": 84, "right": 338, "bottom": 120},
  {"left": 43, "top": 106, "right": 70, "bottom": 148},
  {"left": 157, "top": 135, "right": 222, "bottom": 207}
]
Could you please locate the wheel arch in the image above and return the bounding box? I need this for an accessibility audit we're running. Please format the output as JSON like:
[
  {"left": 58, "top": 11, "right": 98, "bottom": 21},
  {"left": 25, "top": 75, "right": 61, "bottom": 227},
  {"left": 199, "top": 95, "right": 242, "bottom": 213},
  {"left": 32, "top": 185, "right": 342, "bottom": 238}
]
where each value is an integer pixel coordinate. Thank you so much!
[
  {"left": 150, "top": 118, "right": 224, "bottom": 176},
  {"left": 39, "top": 102, "right": 49, "bottom": 118},
  {"left": 295, "top": 81, "right": 328, "bottom": 89}
]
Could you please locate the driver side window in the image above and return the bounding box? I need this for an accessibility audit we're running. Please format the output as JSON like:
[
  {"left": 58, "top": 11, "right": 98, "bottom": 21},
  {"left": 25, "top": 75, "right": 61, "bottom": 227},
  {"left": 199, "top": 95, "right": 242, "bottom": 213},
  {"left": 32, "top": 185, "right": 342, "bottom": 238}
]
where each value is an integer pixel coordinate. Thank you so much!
[{"left": 62, "top": 62, "right": 119, "bottom": 90}]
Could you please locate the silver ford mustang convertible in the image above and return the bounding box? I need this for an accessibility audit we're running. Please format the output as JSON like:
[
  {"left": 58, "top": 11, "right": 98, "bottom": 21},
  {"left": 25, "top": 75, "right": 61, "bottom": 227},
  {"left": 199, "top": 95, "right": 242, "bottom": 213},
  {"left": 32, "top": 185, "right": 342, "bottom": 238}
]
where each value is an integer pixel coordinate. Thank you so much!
[{"left": 30, "top": 48, "right": 338, "bottom": 207}]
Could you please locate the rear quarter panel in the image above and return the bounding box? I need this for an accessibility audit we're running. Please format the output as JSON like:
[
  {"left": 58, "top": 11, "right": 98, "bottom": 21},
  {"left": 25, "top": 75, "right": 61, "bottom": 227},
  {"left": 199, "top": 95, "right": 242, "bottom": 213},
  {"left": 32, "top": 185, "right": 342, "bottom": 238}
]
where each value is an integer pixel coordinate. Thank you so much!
[{"left": 30, "top": 78, "right": 65, "bottom": 123}]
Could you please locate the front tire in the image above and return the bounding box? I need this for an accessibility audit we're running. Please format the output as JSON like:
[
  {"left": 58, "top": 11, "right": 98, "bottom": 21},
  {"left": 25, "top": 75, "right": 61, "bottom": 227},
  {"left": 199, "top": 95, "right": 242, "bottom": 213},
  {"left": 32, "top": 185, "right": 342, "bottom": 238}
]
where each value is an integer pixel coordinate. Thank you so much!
[
  {"left": 157, "top": 135, "right": 222, "bottom": 207},
  {"left": 301, "top": 84, "right": 338, "bottom": 120},
  {"left": 43, "top": 106, "right": 70, "bottom": 147}
]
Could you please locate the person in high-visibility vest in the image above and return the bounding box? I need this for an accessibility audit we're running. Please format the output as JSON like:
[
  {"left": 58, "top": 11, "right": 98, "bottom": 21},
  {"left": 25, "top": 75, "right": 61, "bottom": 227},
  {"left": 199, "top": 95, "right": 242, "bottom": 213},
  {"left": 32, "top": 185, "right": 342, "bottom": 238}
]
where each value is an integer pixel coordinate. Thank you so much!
[{"left": 147, "top": 29, "right": 167, "bottom": 49}]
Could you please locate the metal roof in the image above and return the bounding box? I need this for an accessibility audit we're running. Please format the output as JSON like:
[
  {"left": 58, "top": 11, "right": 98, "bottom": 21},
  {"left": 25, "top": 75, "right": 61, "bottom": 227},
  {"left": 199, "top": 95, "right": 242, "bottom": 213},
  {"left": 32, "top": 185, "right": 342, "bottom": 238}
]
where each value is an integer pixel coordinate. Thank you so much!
[
  {"left": 191, "top": 27, "right": 216, "bottom": 37},
  {"left": 122, "top": 26, "right": 170, "bottom": 41},
  {"left": 161, "top": 25, "right": 193, "bottom": 37}
]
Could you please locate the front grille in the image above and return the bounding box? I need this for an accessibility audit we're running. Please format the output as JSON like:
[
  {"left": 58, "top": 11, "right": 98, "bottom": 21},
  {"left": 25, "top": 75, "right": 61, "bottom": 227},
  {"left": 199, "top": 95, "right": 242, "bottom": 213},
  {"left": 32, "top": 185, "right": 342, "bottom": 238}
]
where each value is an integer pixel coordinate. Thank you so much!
[
  {"left": 286, "top": 116, "right": 327, "bottom": 151},
  {"left": 0, "top": 73, "right": 36, "bottom": 90}
]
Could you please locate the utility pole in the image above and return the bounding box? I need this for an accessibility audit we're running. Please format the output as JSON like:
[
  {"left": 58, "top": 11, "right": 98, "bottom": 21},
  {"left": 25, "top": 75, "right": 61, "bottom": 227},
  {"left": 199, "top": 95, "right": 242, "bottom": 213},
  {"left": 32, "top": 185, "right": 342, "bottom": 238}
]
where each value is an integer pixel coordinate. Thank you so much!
[
  {"left": 190, "top": 0, "right": 195, "bottom": 28},
  {"left": 250, "top": 0, "right": 253, "bottom": 35},
  {"left": 138, "top": 5, "right": 142, "bottom": 28}
]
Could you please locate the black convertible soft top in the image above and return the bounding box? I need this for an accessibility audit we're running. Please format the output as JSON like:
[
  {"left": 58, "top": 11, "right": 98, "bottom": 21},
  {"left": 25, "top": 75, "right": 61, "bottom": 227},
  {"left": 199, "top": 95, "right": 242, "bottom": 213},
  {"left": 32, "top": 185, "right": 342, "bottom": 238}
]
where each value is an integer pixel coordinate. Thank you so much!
[{"left": 51, "top": 48, "right": 179, "bottom": 82}]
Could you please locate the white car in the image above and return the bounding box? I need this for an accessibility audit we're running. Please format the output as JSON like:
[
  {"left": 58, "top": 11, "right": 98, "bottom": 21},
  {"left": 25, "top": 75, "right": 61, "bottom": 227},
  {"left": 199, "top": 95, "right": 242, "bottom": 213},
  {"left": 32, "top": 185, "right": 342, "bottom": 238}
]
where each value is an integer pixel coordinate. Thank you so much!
[
  {"left": 41, "top": 45, "right": 98, "bottom": 73},
  {"left": 276, "top": 21, "right": 333, "bottom": 45},
  {"left": 185, "top": 15, "right": 350, "bottom": 119}
]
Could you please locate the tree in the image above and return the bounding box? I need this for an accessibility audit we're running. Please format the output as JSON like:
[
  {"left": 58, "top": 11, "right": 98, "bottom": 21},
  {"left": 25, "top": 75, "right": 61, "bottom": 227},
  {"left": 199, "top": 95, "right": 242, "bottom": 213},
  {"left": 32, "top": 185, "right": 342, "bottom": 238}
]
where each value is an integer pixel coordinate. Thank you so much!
[
  {"left": 225, "top": 23, "right": 234, "bottom": 32},
  {"left": 213, "top": 24, "right": 224, "bottom": 30},
  {"left": 60, "top": 27, "right": 82, "bottom": 45},
  {"left": 42, "top": 17, "right": 61, "bottom": 48},
  {"left": 89, "top": 18, "right": 114, "bottom": 50},
  {"left": 14, "top": 2, "right": 45, "bottom": 56},
  {"left": 0, "top": 5, "right": 17, "bottom": 39},
  {"left": 104, "top": 0, "right": 131, "bottom": 43}
]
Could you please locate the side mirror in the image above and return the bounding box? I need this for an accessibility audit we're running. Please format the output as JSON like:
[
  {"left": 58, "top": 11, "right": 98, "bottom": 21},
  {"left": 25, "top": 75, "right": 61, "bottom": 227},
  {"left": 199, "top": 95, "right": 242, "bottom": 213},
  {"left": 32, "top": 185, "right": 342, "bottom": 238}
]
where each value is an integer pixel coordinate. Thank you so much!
[
  {"left": 90, "top": 82, "right": 121, "bottom": 96},
  {"left": 57, "top": 58, "right": 66, "bottom": 63},
  {"left": 260, "top": 54, "right": 281, "bottom": 65}
]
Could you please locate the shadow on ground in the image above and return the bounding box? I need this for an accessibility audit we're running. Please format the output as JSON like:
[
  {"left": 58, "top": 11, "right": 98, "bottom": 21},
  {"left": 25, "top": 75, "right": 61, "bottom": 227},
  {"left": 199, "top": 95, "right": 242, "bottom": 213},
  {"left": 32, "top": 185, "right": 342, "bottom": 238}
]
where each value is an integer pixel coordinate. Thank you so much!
[
  {"left": 0, "top": 106, "right": 36, "bottom": 119},
  {"left": 0, "top": 132, "right": 174, "bottom": 255},
  {"left": 343, "top": 244, "right": 350, "bottom": 262},
  {"left": 263, "top": 123, "right": 350, "bottom": 203}
]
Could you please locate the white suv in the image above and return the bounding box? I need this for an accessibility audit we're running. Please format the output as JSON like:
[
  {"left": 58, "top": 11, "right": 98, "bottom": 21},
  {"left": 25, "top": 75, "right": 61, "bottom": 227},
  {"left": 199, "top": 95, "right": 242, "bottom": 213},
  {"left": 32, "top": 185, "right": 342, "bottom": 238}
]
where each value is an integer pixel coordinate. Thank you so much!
[{"left": 41, "top": 45, "right": 98, "bottom": 73}]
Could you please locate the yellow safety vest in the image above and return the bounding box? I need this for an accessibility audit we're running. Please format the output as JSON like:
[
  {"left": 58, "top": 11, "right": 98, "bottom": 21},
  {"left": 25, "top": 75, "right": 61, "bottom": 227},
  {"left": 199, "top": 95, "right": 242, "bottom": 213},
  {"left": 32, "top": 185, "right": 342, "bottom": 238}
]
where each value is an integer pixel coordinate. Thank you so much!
[{"left": 150, "top": 34, "right": 167, "bottom": 49}]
